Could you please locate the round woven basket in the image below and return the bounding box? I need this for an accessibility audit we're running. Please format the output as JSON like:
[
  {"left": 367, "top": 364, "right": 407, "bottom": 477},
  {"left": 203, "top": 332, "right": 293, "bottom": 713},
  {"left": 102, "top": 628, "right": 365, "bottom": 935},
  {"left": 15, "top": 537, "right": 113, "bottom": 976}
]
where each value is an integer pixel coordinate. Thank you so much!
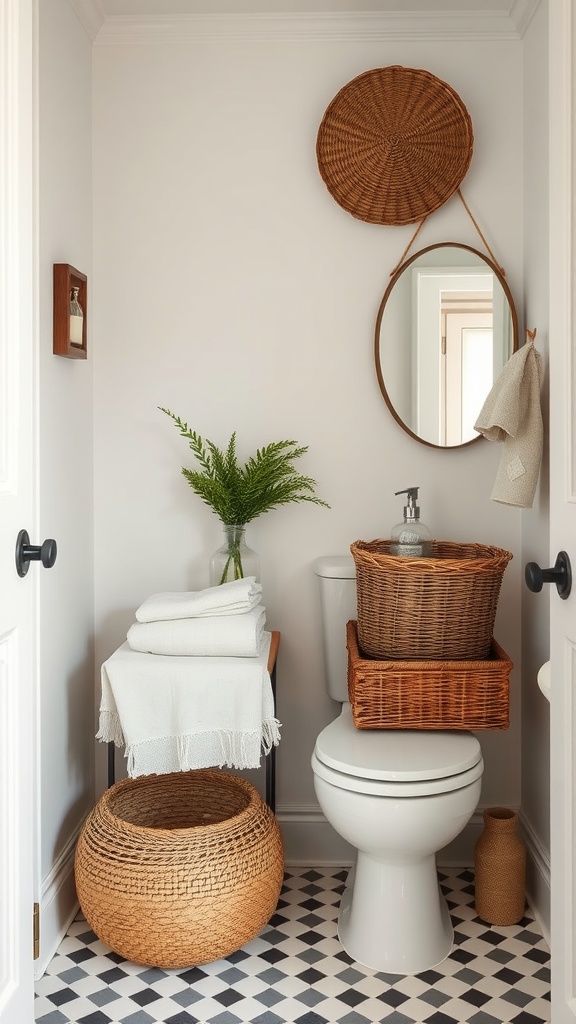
[
  {"left": 75, "top": 771, "right": 284, "bottom": 968},
  {"left": 317, "top": 66, "right": 474, "bottom": 225},
  {"left": 350, "top": 539, "right": 512, "bottom": 660}
]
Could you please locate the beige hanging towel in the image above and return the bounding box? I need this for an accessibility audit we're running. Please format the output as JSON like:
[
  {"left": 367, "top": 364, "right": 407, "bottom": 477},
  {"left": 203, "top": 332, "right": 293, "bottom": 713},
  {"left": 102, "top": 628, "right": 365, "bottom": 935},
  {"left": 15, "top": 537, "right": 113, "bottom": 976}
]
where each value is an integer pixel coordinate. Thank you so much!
[{"left": 474, "top": 331, "right": 543, "bottom": 508}]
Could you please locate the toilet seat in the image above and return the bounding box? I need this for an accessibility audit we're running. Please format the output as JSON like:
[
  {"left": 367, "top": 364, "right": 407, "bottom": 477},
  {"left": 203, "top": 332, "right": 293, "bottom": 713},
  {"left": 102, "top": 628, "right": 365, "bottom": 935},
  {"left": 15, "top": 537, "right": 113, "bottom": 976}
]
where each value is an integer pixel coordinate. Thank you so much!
[{"left": 312, "top": 705, "right": 483, "bottom": 797}]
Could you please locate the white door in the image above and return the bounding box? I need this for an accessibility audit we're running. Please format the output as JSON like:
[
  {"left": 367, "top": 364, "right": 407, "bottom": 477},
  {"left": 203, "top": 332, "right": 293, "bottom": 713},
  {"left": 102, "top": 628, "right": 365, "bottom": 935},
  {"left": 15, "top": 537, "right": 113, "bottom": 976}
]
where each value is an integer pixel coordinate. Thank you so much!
[
  {"left": 0, "top": 0, "right": 37, "bottom": 1020},
  {"left": 442, "top": 311, "right": 492, "bottom": 445},
  {"left": 549, "top": 1, "right": 576, "bottom": 1020}
]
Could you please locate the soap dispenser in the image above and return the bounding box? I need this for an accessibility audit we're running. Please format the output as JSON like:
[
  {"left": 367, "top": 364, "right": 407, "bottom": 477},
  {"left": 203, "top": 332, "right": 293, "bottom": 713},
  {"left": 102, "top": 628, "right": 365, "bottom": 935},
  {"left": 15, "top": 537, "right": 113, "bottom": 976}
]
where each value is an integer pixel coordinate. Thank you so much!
[{"left": 390, "top": 487, "right": 433, "bottom": 557}]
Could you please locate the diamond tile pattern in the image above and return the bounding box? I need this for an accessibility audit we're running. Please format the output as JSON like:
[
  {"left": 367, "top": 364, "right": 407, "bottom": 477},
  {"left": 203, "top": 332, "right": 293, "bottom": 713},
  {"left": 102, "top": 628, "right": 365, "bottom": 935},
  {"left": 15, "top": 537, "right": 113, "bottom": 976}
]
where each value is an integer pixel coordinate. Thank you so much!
[{"left": 35, "top": 868, "right": 550, "bottom": 1024}]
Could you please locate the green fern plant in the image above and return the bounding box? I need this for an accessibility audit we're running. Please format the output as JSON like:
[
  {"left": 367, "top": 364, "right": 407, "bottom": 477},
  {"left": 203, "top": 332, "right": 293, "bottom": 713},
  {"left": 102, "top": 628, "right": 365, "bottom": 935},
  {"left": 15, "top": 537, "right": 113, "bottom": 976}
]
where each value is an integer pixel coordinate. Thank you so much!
[{"left": 160, "top": 407, "right": 329, "bottom": 580}]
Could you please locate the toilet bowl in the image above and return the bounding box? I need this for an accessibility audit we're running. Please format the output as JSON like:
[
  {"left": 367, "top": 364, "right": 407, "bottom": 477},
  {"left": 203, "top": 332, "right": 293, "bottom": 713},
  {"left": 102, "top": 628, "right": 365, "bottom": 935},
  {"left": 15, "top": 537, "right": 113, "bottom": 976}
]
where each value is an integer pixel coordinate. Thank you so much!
[
  {"left": 312, "top": 556, "right": 484, "bottom": 974},
  {"left": 312, "top": 706, "right": 483, "bottom": 973}
]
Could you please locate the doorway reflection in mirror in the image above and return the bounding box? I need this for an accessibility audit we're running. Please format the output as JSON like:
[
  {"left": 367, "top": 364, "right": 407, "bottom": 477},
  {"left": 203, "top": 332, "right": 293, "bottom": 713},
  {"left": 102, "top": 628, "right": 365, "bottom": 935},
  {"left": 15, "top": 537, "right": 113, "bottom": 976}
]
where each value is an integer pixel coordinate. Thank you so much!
[{"left": 375, "top": 244, "right": 518, "bottom": 450}]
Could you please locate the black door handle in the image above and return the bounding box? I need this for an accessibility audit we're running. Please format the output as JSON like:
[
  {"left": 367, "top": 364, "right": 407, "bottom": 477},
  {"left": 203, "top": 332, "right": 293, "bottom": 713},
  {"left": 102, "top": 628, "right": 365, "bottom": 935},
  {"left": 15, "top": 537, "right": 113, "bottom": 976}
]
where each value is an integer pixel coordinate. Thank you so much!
[
  {"left": 525, "top": 550, "right": 572, "bottom": 599},
  {"left": 15, "top": 529, "right": 57, "bottom": 577}
]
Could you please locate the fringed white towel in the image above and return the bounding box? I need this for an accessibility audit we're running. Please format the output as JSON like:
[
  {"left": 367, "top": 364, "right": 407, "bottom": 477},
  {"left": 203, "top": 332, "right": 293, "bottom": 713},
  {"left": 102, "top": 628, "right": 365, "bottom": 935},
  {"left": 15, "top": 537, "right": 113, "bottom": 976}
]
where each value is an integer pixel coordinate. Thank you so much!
[
  {"left": 135, "top": 576, "right": 262, "bottom": 623},
  {"left": 97, "top": 632, "right": 280, "bottom": 777},
  {"left": 474, "top": 334, "right": 543, "bottom": 508},
  {"left": 127, "top": 606, "right": 266, "bottom": 657}
]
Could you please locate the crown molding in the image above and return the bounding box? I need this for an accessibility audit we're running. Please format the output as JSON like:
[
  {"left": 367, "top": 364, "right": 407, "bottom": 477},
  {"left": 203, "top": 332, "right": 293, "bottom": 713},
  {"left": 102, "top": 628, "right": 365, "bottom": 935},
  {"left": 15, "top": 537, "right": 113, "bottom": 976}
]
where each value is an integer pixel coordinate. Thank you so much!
[
  {"left": 67, "top": 0, "right": 106, "bottom": 40},
  {"left": 68, "top": 0, "right": 542, "bottom": 44},
  {"left": 509, "top": 0, "right": 541, "bottom": 36}
]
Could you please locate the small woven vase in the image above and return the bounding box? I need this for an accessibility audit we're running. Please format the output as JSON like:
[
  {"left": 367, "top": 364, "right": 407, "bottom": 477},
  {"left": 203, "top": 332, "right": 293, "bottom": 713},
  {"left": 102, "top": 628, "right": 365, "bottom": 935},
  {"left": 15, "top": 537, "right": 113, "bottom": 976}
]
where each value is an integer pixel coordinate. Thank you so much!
[{"left": 474, "top": 807, "right": 526, "bottom": 925}]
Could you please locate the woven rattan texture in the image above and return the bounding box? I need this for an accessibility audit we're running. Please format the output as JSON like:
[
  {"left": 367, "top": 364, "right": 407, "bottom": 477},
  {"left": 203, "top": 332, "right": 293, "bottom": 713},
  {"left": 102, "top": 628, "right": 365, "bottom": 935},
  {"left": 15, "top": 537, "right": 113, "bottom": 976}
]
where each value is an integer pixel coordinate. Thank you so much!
[
  {"left": 475, "top": 808, "right": 526, "bottom": 925},
  {"left": 350, "top": 539, "right": 512, "bottom": 661},
  {"left": 347, "top": 620, "right": 511, "bottom": 731},
  {"left": 316, "top": 66, "right": 474, "bottom": 225},
  {"left": 75, "top": 770, "right": 284, "bottom": 969}
]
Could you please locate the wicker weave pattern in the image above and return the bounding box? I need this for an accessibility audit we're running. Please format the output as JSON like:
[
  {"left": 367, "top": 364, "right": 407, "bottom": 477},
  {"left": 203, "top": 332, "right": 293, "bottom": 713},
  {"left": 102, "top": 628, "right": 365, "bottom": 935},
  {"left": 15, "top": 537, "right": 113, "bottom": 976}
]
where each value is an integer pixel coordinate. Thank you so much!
[
  {"left": 75, "top": 771, "right": 284, "bottom": 968},
  {"left": 347, "top": 620, "right": 511, "bottom": 731},
  {"left": 474, "top": 808, "right": 526, "bottom": 924},
  {"left": 317, "top": 66, "right": 474, "bottom": 225},
  {"left": 351, "top": 540, "right": 512, "bottom": 661}
]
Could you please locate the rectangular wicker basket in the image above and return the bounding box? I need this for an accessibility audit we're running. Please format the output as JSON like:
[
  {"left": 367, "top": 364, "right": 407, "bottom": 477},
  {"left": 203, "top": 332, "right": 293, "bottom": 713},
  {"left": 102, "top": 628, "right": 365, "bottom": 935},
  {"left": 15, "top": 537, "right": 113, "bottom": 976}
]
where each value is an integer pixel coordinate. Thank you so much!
[
  {"left": 346, "top": 620, "right": 512, "bottom": 731},
  {"left": 350, "top": 539, "right": 513, "bottom": 661}
]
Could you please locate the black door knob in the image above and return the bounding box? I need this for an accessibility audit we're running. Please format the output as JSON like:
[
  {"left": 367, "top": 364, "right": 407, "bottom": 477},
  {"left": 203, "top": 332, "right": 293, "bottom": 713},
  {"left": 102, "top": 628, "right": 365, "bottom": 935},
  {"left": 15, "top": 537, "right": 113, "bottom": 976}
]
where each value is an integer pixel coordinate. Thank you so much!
[
  {"left": 525, "top": 550, "right": 572, "bottom": 599},
  {"left": 15, "top": 529, "right": 57, "bottom": 577}
]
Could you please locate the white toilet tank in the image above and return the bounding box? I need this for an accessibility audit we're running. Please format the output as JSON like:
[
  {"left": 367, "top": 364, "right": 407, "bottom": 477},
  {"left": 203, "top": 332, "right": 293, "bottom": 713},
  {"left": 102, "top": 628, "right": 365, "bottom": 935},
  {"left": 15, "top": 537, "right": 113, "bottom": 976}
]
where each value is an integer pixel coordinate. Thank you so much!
[{"left": 313, "top": 556, "right": 357, "bottom": 702}]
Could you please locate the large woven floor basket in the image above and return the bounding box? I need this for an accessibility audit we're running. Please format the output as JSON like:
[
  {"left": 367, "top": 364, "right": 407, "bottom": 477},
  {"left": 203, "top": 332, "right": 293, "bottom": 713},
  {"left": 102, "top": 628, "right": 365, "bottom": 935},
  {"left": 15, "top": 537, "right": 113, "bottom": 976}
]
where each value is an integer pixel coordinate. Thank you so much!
[
  {"left": 351, "top": 540, "right": 512, "bottom": 660},
  {"left": 75, "top": 770, "right": 284, "bottom": 969}
]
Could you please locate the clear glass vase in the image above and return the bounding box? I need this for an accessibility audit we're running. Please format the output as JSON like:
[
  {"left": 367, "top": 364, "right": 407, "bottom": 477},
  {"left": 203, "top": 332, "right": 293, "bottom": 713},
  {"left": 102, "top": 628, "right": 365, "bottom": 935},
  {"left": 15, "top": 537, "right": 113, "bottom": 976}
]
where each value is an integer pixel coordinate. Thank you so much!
[{"left": 209, "top": 524, "right": 260, "bottom": 586}]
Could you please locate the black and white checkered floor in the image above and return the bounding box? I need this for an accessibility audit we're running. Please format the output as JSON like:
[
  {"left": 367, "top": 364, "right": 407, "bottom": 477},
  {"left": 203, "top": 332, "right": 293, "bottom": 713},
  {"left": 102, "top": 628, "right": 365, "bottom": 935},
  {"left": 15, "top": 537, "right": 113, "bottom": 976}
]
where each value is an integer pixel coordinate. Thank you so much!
[{"left": 35, "top": 867, "right": 550, "bottom": 1024}]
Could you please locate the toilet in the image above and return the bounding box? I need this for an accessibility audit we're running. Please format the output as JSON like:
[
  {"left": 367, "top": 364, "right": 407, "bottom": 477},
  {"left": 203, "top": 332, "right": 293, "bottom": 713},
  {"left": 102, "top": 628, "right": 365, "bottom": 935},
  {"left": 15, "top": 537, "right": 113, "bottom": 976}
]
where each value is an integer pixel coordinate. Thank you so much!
[{"left": 311, "top": 556, "right": 484, "bottom": 975}]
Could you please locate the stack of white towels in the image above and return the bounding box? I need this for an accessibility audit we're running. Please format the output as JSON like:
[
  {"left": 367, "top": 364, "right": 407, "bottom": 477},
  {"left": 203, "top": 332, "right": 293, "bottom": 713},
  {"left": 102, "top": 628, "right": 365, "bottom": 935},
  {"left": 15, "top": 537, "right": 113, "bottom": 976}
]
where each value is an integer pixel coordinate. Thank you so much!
[
  {"left": 126, "top": 576, "right": 267, "bottom": 658},
  {"left": 97, "top": 577, "right": 281, "bottom": 779}
]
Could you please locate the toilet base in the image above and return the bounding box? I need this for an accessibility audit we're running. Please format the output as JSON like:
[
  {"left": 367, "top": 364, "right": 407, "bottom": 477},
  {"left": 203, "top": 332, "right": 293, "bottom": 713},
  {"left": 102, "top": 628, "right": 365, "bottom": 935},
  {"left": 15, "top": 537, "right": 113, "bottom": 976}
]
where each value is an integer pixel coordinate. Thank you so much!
[{"left": 338, "top": 853, "right": 453, "bottom": 974}]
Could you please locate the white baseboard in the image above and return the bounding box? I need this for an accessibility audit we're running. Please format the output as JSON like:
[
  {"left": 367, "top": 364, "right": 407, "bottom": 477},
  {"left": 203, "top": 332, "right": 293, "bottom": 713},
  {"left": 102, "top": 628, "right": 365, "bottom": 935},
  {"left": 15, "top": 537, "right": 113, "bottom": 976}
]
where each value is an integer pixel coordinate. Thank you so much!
[
  {"left": 277, "top": 804, "right": 484, "bottom": 868},
  {"left": 277, "top": 804, "right": 355, "bottom": 866},
  {"left": 35, "top": 823, "right": 81, "bottom": 980},
  {"left": 519, "top": 811, "right": 551, "bottom": 947}
]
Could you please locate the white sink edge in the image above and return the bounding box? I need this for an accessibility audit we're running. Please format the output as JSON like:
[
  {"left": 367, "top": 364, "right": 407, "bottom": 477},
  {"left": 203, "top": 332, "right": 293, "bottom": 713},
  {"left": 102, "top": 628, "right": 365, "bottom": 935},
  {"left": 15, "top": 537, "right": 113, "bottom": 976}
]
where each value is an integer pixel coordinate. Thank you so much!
[{"left": 537, "top": 660, "right": 551, "bottom": 702}]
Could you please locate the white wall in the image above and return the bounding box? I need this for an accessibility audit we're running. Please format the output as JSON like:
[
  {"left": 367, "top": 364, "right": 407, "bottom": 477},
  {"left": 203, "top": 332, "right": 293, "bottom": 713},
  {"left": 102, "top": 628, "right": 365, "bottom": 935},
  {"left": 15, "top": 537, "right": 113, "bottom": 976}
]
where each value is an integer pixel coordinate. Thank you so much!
[
  {"left": 520, "top": 0, "right": 551, "bottom": 940},
  {"left": 37, "top": 0, "right": 94, "bottom": 975},
  {"left": 92, "top": 25, "right": 525, "bottom": 859}
]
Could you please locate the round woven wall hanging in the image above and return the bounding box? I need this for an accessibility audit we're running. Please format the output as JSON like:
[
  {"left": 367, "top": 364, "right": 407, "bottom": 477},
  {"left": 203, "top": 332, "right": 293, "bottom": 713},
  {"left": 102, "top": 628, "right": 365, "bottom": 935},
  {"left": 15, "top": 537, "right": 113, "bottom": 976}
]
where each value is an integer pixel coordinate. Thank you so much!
[{"left": 316, "top": 66, "right": 474, "bottom": 226}]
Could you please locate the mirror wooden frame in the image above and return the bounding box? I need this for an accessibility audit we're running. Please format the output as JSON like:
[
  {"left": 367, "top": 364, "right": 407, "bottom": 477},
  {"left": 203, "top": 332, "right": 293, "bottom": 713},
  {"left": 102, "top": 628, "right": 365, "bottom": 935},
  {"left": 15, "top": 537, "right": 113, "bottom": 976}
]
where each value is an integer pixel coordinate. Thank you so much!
[{"left": 374, "top": 242, "right": 519, "bottom": 450}]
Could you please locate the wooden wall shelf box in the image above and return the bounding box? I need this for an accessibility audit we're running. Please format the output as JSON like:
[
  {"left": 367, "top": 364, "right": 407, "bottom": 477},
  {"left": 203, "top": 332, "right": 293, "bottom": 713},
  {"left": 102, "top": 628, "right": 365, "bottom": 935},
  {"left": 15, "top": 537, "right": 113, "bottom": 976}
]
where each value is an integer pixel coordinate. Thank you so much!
[{"left": 53, "top": 263, "right": 87, "bottom": 359}]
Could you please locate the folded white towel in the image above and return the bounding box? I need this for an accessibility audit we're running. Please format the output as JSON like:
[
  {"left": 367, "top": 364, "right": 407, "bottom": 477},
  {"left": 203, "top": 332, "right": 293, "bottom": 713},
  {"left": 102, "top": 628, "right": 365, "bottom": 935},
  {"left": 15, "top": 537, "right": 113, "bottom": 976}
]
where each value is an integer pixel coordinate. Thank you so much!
[
  {"left": 135, "top": 576, "right": 262, "bottom": 623},
  {"left": 127, "top": 606, "right": 266, "bottom": 658},
  {"left": 474, "top": 336, "right": 543, "bottom": 508},
  {"left": 97, "top": 632, "right": 281, "bottom": 777}
]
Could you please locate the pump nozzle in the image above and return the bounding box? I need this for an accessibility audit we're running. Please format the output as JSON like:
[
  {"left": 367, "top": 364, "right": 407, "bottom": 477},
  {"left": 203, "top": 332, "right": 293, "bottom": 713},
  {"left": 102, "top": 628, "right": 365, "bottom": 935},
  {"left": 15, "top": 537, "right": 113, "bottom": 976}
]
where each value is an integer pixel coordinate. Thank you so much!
[
  {"left": 390, "top": 486, "right": 432, "bottom": 556},
  {"left": 394, "top": 487, "right": 420, "bottom": 519}
]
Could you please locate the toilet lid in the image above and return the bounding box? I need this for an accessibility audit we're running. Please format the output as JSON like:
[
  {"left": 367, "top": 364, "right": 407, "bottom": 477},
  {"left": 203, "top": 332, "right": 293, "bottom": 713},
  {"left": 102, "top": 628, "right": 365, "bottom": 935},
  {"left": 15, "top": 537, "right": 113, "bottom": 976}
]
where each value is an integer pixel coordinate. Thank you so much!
[{"left": 314, "top": 706, "right": 482, "bottom": 782}]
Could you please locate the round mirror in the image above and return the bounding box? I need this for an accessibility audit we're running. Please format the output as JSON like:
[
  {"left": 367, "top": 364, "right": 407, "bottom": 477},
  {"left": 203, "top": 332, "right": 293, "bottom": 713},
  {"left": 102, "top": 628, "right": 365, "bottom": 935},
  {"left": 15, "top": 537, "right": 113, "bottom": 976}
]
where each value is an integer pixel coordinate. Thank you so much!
[{"left": 375, "top": 243, "right": 519, "bottom": 449}]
